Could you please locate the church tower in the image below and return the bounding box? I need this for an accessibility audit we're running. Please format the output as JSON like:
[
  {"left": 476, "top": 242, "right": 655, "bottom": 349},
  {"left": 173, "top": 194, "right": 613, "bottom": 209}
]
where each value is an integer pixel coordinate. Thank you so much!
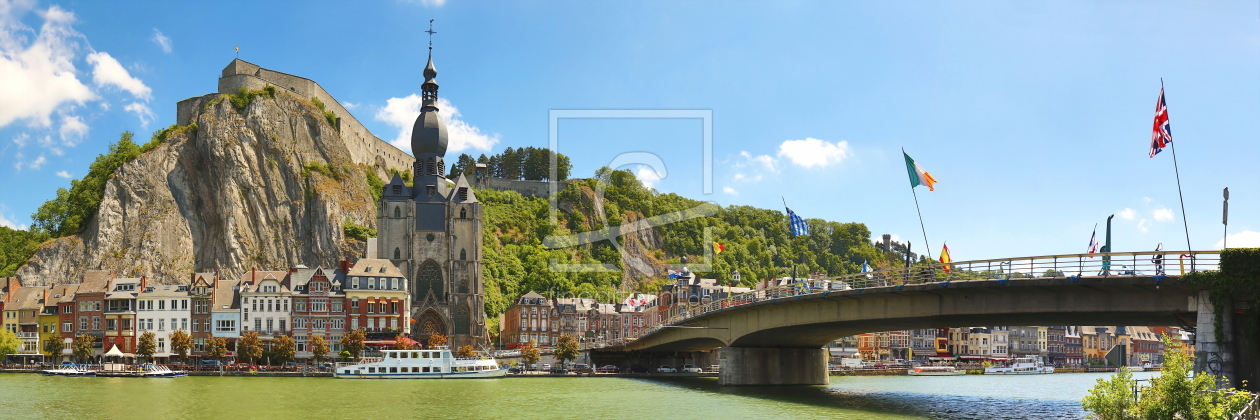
[{"left": 376, "top": 43, "right": 486, "bottom": 348}]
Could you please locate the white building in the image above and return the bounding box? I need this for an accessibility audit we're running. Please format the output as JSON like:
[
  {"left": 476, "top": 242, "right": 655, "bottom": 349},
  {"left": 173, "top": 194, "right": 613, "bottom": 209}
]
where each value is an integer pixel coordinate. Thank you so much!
[
  {"left": 239, "top": 270, "right": 291, "bottom": 340},
  {"left": 136, "top": 284, "right": 191, "bottom": 360}
]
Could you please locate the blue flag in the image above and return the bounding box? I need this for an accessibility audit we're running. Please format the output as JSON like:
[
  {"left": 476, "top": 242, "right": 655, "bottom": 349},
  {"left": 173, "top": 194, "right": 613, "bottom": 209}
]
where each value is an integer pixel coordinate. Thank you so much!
[{"left": 786, "top": 206, "right": 809, "bottom": 237}]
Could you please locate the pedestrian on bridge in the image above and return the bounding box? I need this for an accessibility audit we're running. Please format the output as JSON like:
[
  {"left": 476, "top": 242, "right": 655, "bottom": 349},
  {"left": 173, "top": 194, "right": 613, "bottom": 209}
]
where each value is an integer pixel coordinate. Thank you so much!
[{"left": 1152, "top": 243, "right": 1165, "bottom": 275}]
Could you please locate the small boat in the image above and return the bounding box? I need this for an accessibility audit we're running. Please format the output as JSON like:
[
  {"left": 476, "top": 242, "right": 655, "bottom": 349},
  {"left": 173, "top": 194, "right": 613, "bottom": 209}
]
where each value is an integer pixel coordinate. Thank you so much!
[
  {"left": 334, "top": 347, "right": 506, "bottom": 379},
  {"left": 908, "top": 365, "right": 965, "bottom": 376},
  {"left": 984, "top": 357, "right": 1054, "bottom": 375},
  {"left": 42, "top": 364, "right": 97, "bottom": 377},
  {"left": 139, "top": 364, "right": 188, "bottom": 377}
]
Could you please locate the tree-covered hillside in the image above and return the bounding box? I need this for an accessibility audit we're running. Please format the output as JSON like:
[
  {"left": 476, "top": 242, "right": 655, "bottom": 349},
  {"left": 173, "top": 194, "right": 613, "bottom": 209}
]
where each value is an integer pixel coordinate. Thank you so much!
[{"left": 478, "top": 167, "right": 896, "bottom": 319}]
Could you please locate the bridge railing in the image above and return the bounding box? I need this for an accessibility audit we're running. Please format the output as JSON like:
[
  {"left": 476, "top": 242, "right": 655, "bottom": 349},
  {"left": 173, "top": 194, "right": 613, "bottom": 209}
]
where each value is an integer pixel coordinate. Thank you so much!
[{"left": 643, "top": 251, "right": 1219, "bottom": 338}]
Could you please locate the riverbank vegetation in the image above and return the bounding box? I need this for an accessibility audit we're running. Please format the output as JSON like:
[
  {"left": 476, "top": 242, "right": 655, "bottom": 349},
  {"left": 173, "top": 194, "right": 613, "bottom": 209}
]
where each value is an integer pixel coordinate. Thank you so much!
[{"left": 1081, "top": 334, "right": 1250, "bottom": 419}]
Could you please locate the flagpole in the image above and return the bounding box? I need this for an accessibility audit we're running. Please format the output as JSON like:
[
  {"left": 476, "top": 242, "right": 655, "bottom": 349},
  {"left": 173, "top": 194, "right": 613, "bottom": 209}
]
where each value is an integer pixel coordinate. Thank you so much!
[
  {"left": 1164, "top": 79, "right": 1194, "bottom": 270},
  {"left": 910, "top": 186, "right": 933, "bottom": 262}
]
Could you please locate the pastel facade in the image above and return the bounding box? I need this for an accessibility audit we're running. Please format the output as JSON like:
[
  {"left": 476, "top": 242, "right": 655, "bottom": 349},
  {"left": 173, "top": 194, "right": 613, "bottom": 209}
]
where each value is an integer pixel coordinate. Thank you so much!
[{"left": 137, "top": 284, "right": 192, "bottom": 359}]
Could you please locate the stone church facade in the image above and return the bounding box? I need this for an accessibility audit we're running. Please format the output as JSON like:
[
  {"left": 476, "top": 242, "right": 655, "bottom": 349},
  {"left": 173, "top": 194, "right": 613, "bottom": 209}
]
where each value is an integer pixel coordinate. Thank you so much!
[{"left": 375, "top": 49, "right": 486, "bottom": 349}]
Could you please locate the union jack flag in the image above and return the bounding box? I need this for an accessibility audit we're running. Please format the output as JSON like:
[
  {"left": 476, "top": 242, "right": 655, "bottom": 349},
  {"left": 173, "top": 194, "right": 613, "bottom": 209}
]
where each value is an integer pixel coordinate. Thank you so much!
[{"left": 1150, "top": 87, "right": 1172, "bottom": 158}]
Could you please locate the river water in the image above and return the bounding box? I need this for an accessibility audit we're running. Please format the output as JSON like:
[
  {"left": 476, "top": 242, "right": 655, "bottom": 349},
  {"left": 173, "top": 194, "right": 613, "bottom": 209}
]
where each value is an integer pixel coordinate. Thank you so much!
[{"left": 0, "top": 371, "right": 1158, "bottom": 419}]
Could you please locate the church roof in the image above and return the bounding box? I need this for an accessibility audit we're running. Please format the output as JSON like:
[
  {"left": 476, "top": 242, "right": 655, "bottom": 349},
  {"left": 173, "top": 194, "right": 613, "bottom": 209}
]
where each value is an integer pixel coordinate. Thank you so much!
[{"left": 453, "top": 174, "right": 477, "bottom": 203}]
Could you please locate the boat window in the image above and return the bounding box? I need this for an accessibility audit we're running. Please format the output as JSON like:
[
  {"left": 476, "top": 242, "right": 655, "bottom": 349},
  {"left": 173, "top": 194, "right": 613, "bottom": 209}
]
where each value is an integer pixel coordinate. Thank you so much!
[
  {"left": 412, "top": 352, "right": 419, "bottom": 358},
  {"left": 423, "top": 367, "right": 430, "bottom": 373},
  {"left": 434, "top": 367, "right": 441, "bottom": 373},
  {"left": 390, "top": 367, "right": 397, "bottom": 373},
  {"left": 400, "top": 352, "right": 408, "bottom": 359},
  {"left": 368, "top": 367, "right": 376, "bottom": 373}
]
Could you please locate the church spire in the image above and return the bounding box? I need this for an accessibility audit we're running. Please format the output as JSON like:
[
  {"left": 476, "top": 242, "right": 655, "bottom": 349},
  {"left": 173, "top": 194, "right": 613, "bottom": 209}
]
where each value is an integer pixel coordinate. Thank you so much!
[{"left": 422, "top": 19, "right": 439, "bottom": 110}]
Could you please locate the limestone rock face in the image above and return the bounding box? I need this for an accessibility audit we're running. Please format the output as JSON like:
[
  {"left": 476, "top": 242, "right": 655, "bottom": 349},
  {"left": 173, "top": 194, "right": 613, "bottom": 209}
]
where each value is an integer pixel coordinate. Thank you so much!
[{"left": 17, "top": 92, "right": 377, "bottom": 285}]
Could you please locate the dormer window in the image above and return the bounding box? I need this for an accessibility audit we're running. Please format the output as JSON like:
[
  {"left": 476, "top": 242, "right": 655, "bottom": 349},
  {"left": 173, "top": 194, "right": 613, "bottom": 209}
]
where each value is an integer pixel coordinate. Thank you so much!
[
  {"left": 458, "top": 188, "right": 468, "bottom": 202},
  {"left": 426, "top": 185, "right": 436, "bottom": 196},
  {"left": 379, "top": 267, "right": 386, "bottom": 273},
  {"left": 392, "top": 185, "right": 402, "bottom": 195}
]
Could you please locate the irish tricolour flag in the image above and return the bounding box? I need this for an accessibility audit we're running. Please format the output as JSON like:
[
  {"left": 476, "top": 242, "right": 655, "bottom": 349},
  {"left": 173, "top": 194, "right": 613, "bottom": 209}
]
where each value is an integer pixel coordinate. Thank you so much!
[{"left": 903, "top": 150, "right": 938, "bottom": 191}]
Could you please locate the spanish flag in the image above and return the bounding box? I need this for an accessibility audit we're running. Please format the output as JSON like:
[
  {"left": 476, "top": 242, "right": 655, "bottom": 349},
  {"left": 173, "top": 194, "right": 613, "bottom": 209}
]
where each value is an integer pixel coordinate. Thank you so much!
[
  {"left": 712, "top": 242, "right": 725, "bottom": 254},
  {"left": 939, "top": 243, "right": 952, "bottom": 274},
  {"left": 903, "top": 150, "right": 938, "bottom": 191}
]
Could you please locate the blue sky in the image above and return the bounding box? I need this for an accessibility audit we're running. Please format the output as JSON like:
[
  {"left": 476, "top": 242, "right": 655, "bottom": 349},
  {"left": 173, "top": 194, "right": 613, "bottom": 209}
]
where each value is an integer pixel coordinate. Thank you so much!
[{"left": 0, "top": 0, "right": 1257, "bottom": 262}]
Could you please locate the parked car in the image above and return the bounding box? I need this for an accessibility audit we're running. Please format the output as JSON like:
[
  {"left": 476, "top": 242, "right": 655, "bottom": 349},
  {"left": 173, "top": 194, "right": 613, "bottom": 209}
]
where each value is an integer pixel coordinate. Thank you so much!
[
  {"left": 597, "top": 365, "right": 619, "bottom": 373},
  {"left": 625, "top": 364, "right": 649, "bottom": 373},
  {"left": 681, "top": 364, "right": 703, "bottom": 373},
  {"left": 549, "top": 366, "right": 570, "bottom": 374},
  {"left": 657, "top": 365, "right": 677, "bottom": 373},
  {"left": 708, "top": 365, "right": 721, "bottom": 372},
  {"left": 573, "top": 364, "right": 592, "bottom": 374},
  {"left": 542, "top": 364, "right": 552, "bottom": 371}
]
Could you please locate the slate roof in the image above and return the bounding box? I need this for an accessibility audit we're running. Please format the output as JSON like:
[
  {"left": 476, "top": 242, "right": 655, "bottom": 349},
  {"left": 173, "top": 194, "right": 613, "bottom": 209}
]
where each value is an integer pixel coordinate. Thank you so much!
[
  {"left": 213, "top": 278, "right": 242, "bottom": 312},
  {"left": 78, "top": 270, "right": 115, "bottom": 294},
  {"left": 346, "top": 259, "right": 405, "bottom": 279},
  {"left": 238, "top": 270, "right": 291, "bottom": 293}
]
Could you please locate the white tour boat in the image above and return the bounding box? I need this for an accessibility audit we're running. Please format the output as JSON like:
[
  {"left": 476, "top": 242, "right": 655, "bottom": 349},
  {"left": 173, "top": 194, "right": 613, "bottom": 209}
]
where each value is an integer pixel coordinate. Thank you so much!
[
  {"left": 42, "top": 364, "right": 97, "bottom": 377},
  {"left": 983, "top": 357, "right": 1054, "bottom": 375},
  {"left": 334, "top": 347, "right": 506, "bottom": 379},
  {"left": 908, "top": 365, "right": 966, "bottom": 376}
]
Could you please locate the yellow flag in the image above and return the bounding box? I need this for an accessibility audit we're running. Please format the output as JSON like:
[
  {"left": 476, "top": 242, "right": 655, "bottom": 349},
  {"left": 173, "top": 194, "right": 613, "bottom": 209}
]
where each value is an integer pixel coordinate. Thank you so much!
[
  {"left": 712, "top": 242, "right": 725, "bottom": 254},
  {"left": 939, "top": 243, "right": 952, "bottom": 274},
  {"left": 235, "top": 46, "right": 239, "bottom": 53}
]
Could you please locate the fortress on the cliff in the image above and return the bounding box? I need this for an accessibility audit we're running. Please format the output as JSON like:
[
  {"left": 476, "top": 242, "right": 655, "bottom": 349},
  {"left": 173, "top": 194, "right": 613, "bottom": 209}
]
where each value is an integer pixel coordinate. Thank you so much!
[
  {"left": 177, "top": 59, "right": 415, "bottom": 176},
  {"left": 176, "top": 59, "right": 567, "bottom": 198}
]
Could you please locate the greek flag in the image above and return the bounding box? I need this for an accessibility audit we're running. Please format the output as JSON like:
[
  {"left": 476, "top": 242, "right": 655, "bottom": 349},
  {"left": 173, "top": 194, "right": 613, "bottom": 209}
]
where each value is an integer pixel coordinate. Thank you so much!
[{"left": 786, "top": 206, "right": 809, "bottom": 237}]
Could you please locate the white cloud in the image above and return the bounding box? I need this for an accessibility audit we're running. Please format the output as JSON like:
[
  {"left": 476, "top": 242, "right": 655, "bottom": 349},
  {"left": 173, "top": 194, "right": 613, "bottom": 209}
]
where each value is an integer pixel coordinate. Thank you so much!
[
  {"left": 403, "top": 0, "right": 447, "bottom": 6},
  {"left": 1117, "top": 208, "right": 1137, "bottom": 220},
  {"left": 12, "top": 132, "right": 28, "bottom": 147},
  {"left": 86, "top": 51, "right": 151, "bottom": 100},
  {"left": 0, "top": 4, "right": 96, "bottom": 128},
  {"left": 635, "top": 166, "right": 662, "bottom": 188},
  {"left": 776, "top": 137, "right": 851, "bottom": 169},
  {"left": 1143, "top": 197, "right": 1152, "bottom": 203},
  {"left": 723, "top": 186, "right": 738, "bottom": 195},
  {"left": 739, "top": 151, "right": 777, "bottom": 173},
  {"left": 1137, "top": 219, "right": 1150, "bottom": 233},
  {"left": 55, "top": 170, "right": 70, "bottom": 178},
  {"left": 1217, "top": 230, "right": 1260, "bottom": 249},
  {"left": 1153, "top": 207, "right": 1174, "bottom": 222},
  {"left": 24, "top": 154, "right": 45, "bottom": 170},
  {"left": 0, "top": 209, "right": 25, "bottom": 230},
  {"left": 151, "top": 28, "right": 171, "bottom": 53},
  {"left": 375, "top": 95, "right": 499, "bottom": 154},
  {"left": 342, "top": 101, "right": 360, "bottom": 110},
  {"left": 124, "top": 102, "right": 155, "bottom": 128},
  {"left": 58, "top": 114, "right": 87, "bottom": 143}
]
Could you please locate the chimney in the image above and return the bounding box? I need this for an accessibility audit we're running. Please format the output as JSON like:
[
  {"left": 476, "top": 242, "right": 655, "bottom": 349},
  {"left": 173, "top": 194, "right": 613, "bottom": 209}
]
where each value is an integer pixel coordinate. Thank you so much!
[
  {"left": 139, "top": 276, "right": 147, "bottom": 291},
  {"left": 340, "top": 257, "right": 350, "bottom": 274}
]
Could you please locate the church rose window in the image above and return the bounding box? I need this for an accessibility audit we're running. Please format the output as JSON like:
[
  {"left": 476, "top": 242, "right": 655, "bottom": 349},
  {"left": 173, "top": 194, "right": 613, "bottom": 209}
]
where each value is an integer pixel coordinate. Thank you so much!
[
  {"left": 455, "top": 305, "right": 470, "bottom": 336},
  {"left": 426, "top": 234, "right": 435, "bottom": 242},
  {"left": 416, "top": 261, "right": 443, "bottom": 301}
]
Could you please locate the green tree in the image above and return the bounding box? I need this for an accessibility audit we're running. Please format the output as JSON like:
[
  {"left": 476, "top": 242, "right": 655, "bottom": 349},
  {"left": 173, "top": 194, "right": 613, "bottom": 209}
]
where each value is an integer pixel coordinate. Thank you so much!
[
  {"left": 31, "top": 132, "right": 146, "bottom": 237},
  {"left": 451, "top": 153, "right": 477, "bottom": 177},
  {"left": 206, "top": 337, "right": 228, "bottom": 362},
  {"left": 72, "top": 334, "right": 94, "bottom": 362},
  {"left": 170, "top": 329, "right": 193, "bottom": 361},
  {"left": 0, "top": 226, "right": 49, "bottom": 277},
  {"left": 271, "top": 335, "right": 296, "bottom": 365},
  {"left": 339, "top": 328, "right": 366, "bottom": 360},
  {"left": 521, "top": 339, "right": 541, "bottom": 367},
  {"left": 309, "top": 335, "right": 329, "bottom": 363},
  {"left": 43, "top": 335, "right": 65, "bottom": 358},
  {"left": 237, "top": 331, "right": 263, "bottom": 364},
  {"left": 555, "top": 334, "right": 579, "bottom": 367},
  {"left": 1081, "top": 366, "right": 1138, "bottom": 420},
  {"left": 136, "top": 332, "right": 157, "bottom": 362},
  {"left": 1082, "top": 334, "right": 1250, "bottom": 420},
  {"left": 0, "top": 328, "right": 21, "bottom": 359}
]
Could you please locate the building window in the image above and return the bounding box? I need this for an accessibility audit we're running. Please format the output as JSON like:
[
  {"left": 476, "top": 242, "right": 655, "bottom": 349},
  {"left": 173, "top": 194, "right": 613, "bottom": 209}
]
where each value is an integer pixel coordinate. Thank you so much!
[
  {"left": 454, "top": 305, "right": 470, "bottom": 335},
  {"left": 255, "top": 318, "right": 262, "bottom": 332},
  {"left": 107, "top": 319, "right": 117, "bottom": 331},
  {"left": 460, "top": 249, "right": 466, "bottom": 261},
  {"left": 216, "top": 319, "right": 236, "bottom": 333},
  {"left": 460, "top": 208, "right": 467, "bottom": 219},
  {"left": 279, "top": 319, "right": 286, "bottom": 332},
  {"left": 415, "top": 261, "right": 443, "bottom": 301},
  {"left": 394, "top": 248, "right": 401, "bottom": 260}
]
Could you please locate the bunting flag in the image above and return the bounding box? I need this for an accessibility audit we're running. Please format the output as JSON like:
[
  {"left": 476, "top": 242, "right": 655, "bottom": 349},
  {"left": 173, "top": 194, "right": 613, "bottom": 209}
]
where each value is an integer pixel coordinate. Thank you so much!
[
  {"left": 786, "top": 207, "right": 809, "bottom": 236},
  {"left": 939, "top": 243, "right": 952, "bottom": 274},
  {"left": 712, "top": 242, "right": 726, "bottom": 254},
  {"left": 903, "top": 151, "right": 938, "bottom": 191},
  {"left": 1150, "top": 87, "right": 1172, "bottom": 158}
]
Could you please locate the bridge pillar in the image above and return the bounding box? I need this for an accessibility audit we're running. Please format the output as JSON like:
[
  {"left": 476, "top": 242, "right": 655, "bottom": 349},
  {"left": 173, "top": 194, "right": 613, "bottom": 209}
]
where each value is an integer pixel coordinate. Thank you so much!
[
  {"left": 1194, "top": 289, "right": 1236, "bottom": 386},
  {"left": 718, "top": 347, "right": 828, "bottom": 386}
]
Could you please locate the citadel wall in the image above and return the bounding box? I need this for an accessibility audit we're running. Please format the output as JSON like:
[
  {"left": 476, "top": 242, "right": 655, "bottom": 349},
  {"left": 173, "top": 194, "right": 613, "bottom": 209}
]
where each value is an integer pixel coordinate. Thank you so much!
[{"left": 176, "top": 59, "right": 413, "bottom": 175}]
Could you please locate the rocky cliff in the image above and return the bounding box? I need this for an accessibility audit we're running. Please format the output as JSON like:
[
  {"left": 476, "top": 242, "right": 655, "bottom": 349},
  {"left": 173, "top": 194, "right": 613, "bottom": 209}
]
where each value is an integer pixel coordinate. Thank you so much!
[{"left": 17, "top": 90, "right": 377, "bottom": 285}]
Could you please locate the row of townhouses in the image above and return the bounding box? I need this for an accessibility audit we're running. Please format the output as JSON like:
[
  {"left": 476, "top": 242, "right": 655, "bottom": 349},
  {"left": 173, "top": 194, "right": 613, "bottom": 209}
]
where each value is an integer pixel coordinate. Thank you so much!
[
  {"left": 1, "top": 258, "right": 409, "bottom": 361},
  {"left": 833, "top": 325, "right": 1183, "bottom": 366}
]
